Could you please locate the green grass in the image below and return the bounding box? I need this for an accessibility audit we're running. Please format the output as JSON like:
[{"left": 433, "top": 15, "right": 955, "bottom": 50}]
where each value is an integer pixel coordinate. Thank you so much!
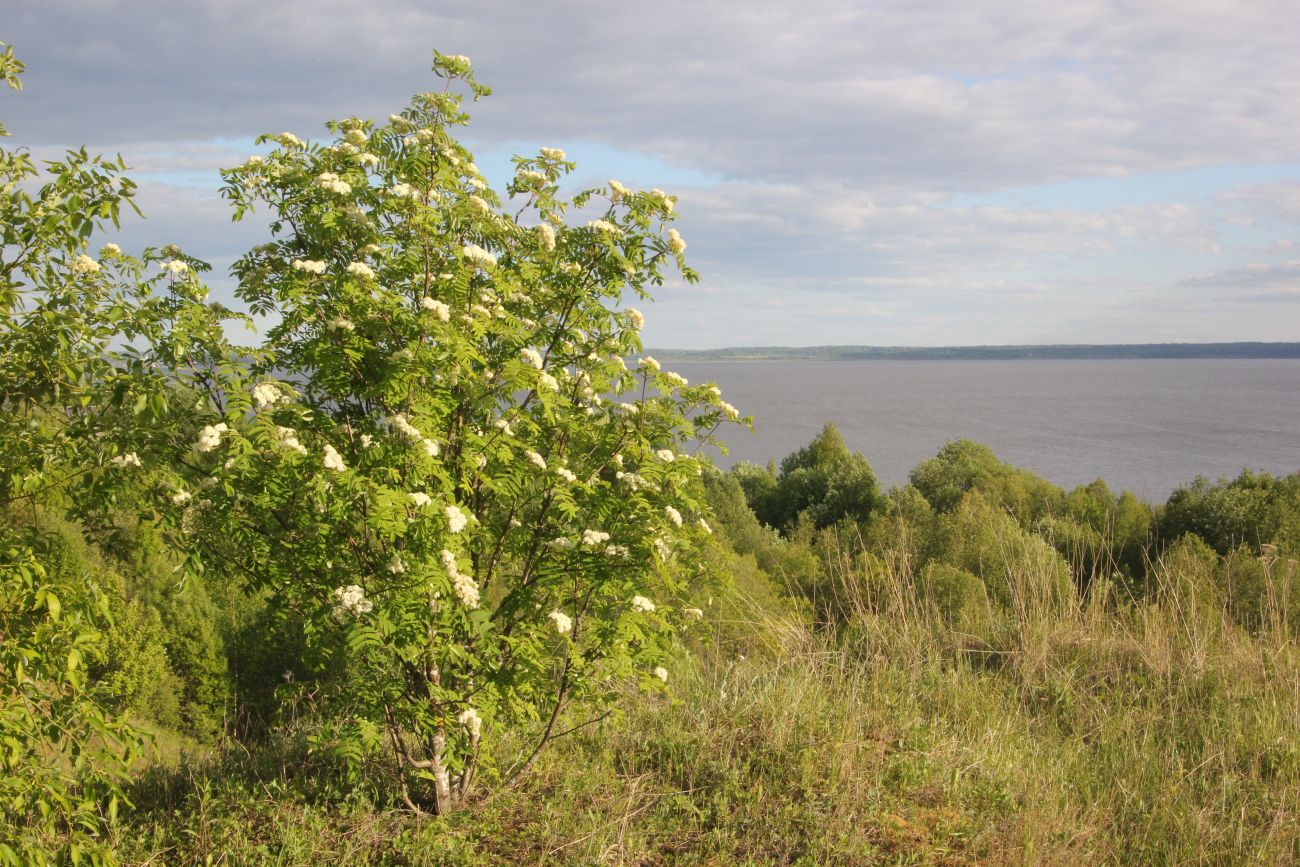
[{"left": 113, "top": 562, "right": 1300, "bottom": 865}]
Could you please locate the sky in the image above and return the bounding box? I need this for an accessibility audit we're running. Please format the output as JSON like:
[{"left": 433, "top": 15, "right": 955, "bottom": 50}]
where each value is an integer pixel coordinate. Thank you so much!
[{"left": 5, "top": 0, "right": 1300, "bottom": 349}]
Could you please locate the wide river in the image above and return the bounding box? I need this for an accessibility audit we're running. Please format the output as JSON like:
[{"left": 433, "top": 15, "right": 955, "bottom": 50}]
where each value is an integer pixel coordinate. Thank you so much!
[{"left": 670, "top": 359, "right": 1300, "bottom": 502}]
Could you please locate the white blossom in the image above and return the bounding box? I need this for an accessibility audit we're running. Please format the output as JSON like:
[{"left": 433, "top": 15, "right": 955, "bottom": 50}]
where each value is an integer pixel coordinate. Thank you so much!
[
  {"left": 539, "top": 146, "right": 566, "bottom": 161},
  {"left": 639, "top": 356, "right": 660, "bottom": 371},
  {"left": 387, "top": 553, "right": 406, "bottom": 574},
  {"left": 171, "top": 489, "right": 191, "bottom": 505},
  {"left": 322, "top": 444, "right": 346, "bottom": 472},
  {"left": 581, "top": 529, "right": 611, "bottom": 547},
  {"left": 653, "top": 666, "right": 669, "bottom": 683},
  {"left": 684, "top": 607, "right": 704, "bottom": 619},
  {"left": 197, "top": 423, "right": 228, "bottom": 453},
  {"left": 661, "top": 372, "right": 688, "bottom": 389},
  {"left": 278, "top": 132, "right": 304, "bottom": 148},
  {"left": 276, "top": 426, "right": 308, "bottom": 455},
  {"left": 605, "top": 544, "right": 629, "bottom": 558},
  {"left": 328, "top": 317, "right": 355, "bottom": 332},
  {"left": 408, "top": 491, "right": 432, "bottom": 508},
  {"left": 548, "top": 610, "right": 573, "bottom": 635},
  {"left": 665, "top": 506, "right": 683, "bottom": 527},
  {"left": 357, "top": 152, "right": 380, "bottom": 168},
  {"left": 99, "top": 243, "right": 121, "bottom": 257},
  {"left": 587, "top": 219, "right": 622, "bottom": 236},
  {"left": 608, "top": 179, "right": 629, "bottom": 202},
  {"left": 651, "top": 188, "right": 674, "bottom": 212},
  {"left": 161, "top": 260, "right": 189, "bottom": 276},
  {"left": 537, "top": 372, "right": 558, "bottom": 391},
  {"left": 390, "top": 182, "right": 419, "bottom": 199},
  {"left": 519, "top": 347, "right": 544, "bottom": 370},
  {"left": 719, "top": 401, "right": 739, "bottom": 420},
  {"left": 110, "top": 452, "right": 142, "bottom": 468},
  {"left": 517, "top": 168, "right": 546, "bottom": 186},
  {"left": 548, "top": 537, "right": 575, "bottom": 550},
  {"left": 421, "top": 438, "right": 440, "bottom": 457},
  {"left": 468, "top": 195, "right": 491, "bottom": 214},
  {"left": 445, "top": 504, "right": 469, "bottom": 533},
  {"left": 535, "top": 222, "right": 556, "bottom": 251},
  {"left": 389, "top": 413, "right": 422, "bottom": 440},
  {"left": 252, "top": 382, "right": 283, "bottom": 409},
  {"left": 316, "top": 172, "right": 352, "bottom": 195},
  {"left": 333, "top": 585, "right": 374, "bottom": 617},
  {"left": 697, "top": 519, "right": 713, "bottom": 535},
  {"left": 344, "top": 128, "right": 368, "bottom": 146},
  {"left": 293, "top": 259, "right": 327, "bottom": 274},
  {"left": 667, "top": 228, "right": 686, "bottom": 254},
  {"left": 631, "top": 595, "right": 656, "bottom": 613},
  {"left": 461, "top": 244, "right": 496, "bottom": 267},
  {"left": 345, "top": 261, "right": 375, "bottom": 280},
  {"left": 624, "top": 308, "right": 645, "bottom": 330},
  {"left": 656, "top": 449, "right": 676, "bottom": 463},
  {"left": 71, "top": 254, "right": 101, "bottom": 275},
  {"left": 420, "top": 296, "right": 450, "bottom": 320},
  {"left": 556, "top": 467, "right": 577, "bottom": 483},
  {"left": 525, "top": 450, "right": 547, "bottom": 470},
  {"left": 360, "top": 434, "right": 375, "bottom": 448},
  {"left": 457, "top": 706, "right": 482, "bottom": 738}
]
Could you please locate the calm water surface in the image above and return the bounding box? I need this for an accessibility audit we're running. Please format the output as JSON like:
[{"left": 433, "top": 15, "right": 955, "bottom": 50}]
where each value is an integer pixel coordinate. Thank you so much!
[{"left": 672, "top": 359, "right": 1300, "bottom": 502}]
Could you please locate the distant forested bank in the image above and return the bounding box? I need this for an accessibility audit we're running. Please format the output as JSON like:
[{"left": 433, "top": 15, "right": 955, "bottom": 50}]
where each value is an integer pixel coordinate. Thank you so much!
[{"left": 652, "top": 341, "right": 1300, "bottom": 361}]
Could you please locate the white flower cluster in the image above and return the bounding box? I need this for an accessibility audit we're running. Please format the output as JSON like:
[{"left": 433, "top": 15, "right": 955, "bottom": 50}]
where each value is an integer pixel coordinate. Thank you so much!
[
  {"left": 587, "top": 219, "right": 622, "bottom": 236},
  {"left": 697, "top": 519, "right": 713, "bottom": 535},
  {"left": 444, "top": 504, "right": 469, "bottom": 533},
  {"left": 389, "top": 413, "right": 421, "bottom": 440},
  {"left": 651, "top": 188, "right": 674, "bottom": 212},
  {"left": 517, "top": 168, "right": 546, "bottom": 186},
  {"left": 539, "top": 147, "right": 566, "bottom": 161},
  {"left": 345, "top": 261, "right": 375, "bottom": 280},
  {"left": 555, "top": 467, "right": 577, "bottom": 483},
  {"left": 468, "top": 195, "right": 491, "bottom": 215},
  {"left": 548, "top": 610, "right": 573, "bottom": 635},
  {"left": 322, "top": 444, "right": 346, "bottom": 472},
  {"left": 278, "top": 132, "right": 304, "bottom": 148},
  {"left": 581, "top": 529, "right": 611, "bottom": 547},
  {"left": 390, "top": 182, "right": 421, "bottom": 199},
  {"left": 656, "top": 449, "right": 676, "bottom": 463},
  {"left": 388, "top": 553, "right": 406, "bottom": 574},
  {"left": 525, "top": 450, "right": 547, "bottom": 470},
  {"left": 316, "top": 172, "right": 352, "bottom": 195},
  {"left": 357, "top": 152, "right": 380, "bottom": 169},
  {"left": 71, "top": 254, "right": 101, "bottom": 275},
  {"left": 631, "top": 595, "right": 656, "bottom": 613},
  {"left": 624, "top": 308, "right": 645, "bottom": 330},
  {"left": 462, "top": 244, "right": 496, "bottom": 268},
  {"left": 665, "top": 506, "right": 683, "bottom": 527},
  {"left": 344, "top": 128, "right": 368, "bottom": 146},
  {"left": 333, "top": 584, "right": 373, "bottom": 617},
  {"left": 276, "top": 426, "right": 308, "bottom": 455},
  {"left": 171, "top": 489, "right": 191, "bottom": 505},
  {"left": 537, "top": 372, "right": 558, "bottom": 391},
  {"left": 252, "top": 382, "right": 284, "bottom": 409},
  {"left": 615, "top": 471, "right": 645, "bottom": 491},
  {"left": 292, "top": 259, "right": 327, "bottom": 274},
  {"left": 520, "top": 347, "right": 543, "bottom": 369},
  {"left": 535, "top": 222, "right": 556, "bottom": 251},
  {"left": 328, "top": 317, "right": 355, "bottom": 332},
  {"left": 639, "top": 356, "right": 660, "bottom": 371},
  {"left": 661, "top": 372, "right": 688, "bottom": 389},
  {"left": 667, "top": 229, "right": 686, "bottom": 254},
  {"left": 457, "top": 706, "right": 481, "bottom": 738},
  {"left": 420, "top": 296, "right": 450, "bottom": 321},
  {"left": 161, "top": 260, "right": 189, "bottom": 276},
  {"left": 197, "top": 423, "right": 228, "bottom": 452},
  {"left": 654, "top": 666, "right": 669, "bottom": 683},
  {"left": 409, "top": 491, "right": 432, "bottom": 507},
  {"left": 110, "top": 452, "right": 142, "bottom": 468},
  {"left": 684, "top": 607, "right": 705, "bottom": 619},
  {"left": 608, "top": 179, "right": 629, "bottom": 202},
  {"left": 605, "top": 544, "right": 630, "bottom": 558},
  {"left": 100, "top": 243, "right": 121, "bottom": 257},
  {"left": 441, "top": 550, "right": 480, "bottom": 608},
  {"left": 548, "top": 537, "right": 575, "bottom": 550}
]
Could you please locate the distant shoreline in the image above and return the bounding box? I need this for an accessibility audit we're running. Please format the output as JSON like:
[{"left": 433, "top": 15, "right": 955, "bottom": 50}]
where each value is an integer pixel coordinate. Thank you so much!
[{"left": 648, "top": 342, "right": 1300, "bottom": 362}]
